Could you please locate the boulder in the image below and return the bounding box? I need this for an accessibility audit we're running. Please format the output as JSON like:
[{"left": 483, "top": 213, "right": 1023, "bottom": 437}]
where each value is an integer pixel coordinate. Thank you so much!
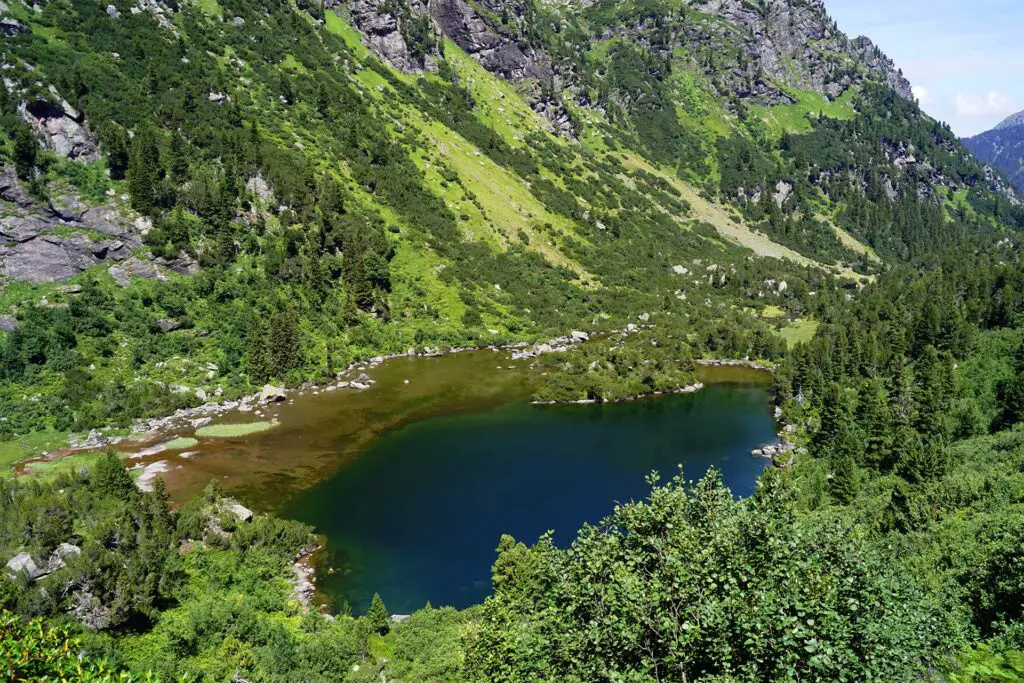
[
  {"left": 260, "top": 384, "right": 287, "bottom": 403},
  {"left": 47, "top": 194, "right": 89, "bottom": 221},
  {"left": 227, "top": 502, "right": 253, "bottom": 522},
  {"left": 0, "top": 18, "right": 25, "bottom": 36},
  {"left": 0, "top": 315, "right": 17, "bottom": 331},
  {"left": 570, "top": 330, "right": 589, "bottom": 342},
  {"left": 157, "top": 318, "right": 182, "bottom": 333},
  {"left": 70, "top": 590, "right": 111, "bottom": 630},
  {"left": 46, "top": 543, "right": 81, "bottom": 572},
  {"left": 5, "top": 552, "right": 43, "bottom": 580}
]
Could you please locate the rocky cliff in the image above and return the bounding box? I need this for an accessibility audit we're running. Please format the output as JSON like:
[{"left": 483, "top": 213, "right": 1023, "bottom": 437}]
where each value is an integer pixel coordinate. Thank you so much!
[
  {"left": 0, "top": 166, "right": 144, "bottom": 283},
  {"left": 335, "top": 0, "right": 913, "bottom": 113}
]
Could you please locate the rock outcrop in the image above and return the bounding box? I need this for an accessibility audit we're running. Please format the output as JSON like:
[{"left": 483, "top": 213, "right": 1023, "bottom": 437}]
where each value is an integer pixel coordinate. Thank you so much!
[
  {"left": 606, "top": 0, "right": 914, "bottom": 105},
  {"left": 0, "top": 166, "right": 142, "bottom": 283},
  {"left": 4, "top": 543, "right": 80, "bottom": 581},
  {"left": 333, "top": 0, "right": 441, "bottom": 74},
  {"left": 20, "top": 97, "right": 101, "bottom": 163},
  {"left": 429, "top": 0, "right": 551, "bottom": 81}
]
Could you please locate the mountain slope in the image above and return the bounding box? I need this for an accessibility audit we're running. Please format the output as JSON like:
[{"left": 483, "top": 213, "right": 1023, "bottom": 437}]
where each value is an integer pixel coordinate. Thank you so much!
[
  {"left": 965, "top": 112, "right": 1024, "bottom": 193},
  {"left": 0, "top": 0, "right": 1019, "bottom": 441}
]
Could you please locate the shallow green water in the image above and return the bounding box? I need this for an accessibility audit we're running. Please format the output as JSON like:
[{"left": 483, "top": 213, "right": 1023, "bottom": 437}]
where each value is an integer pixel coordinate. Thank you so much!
[{"left": 283, "top": 379, "right": 776, "bottom": 614}]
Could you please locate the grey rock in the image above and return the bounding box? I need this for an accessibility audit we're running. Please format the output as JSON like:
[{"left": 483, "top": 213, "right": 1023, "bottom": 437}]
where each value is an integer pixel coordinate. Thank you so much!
[
  {"left": 227, "top": 502, "right": 253, "bottom": 522},
  {"left": 773, "top": 180, "right": 793, "bottom": 207},
  {"left": 0, "top": 18, "right": 25, "bottom": 36},
  {"left": 0, "top": 167, "right": 147, "bottom": 283},
  {"left": 154, "top": 252, "right": 200, "bottom": 275},
  {"left": 21, "top": 98, "right": 101, "bottom": 162},
  {"left": 6, "top": 552, "right": 43, "bottom": 580},
  {"left": 259, "top": 384, "right": 287, "bottom": 403},
  {"left": 345, "top": 0, "right": 441, "bottom": 74},
  {"left": 0, "top": 214, "right": 49, "bottom": 242},
  {"left": 46, "top": 543, "right": 81, "bottom": 573},
  {"left": 0, "top": 165, "right": 35, "bottom": 207},
  {"left": 70, "top": 590, "right": 111, "bottom": 630},
  {"left": 108, "top": 257, "right": 167, "bottom": 288},
  {"left": 106, "top": 4, "right": 120, "bottom": 18},
  {"left": 245, "top": 173, "right": 274, "bottom": 205},
  {"left": 47, "top": 194, "right": 89, "bottom": 222},
  {"left": 1, "top": 236, "right": 81, "bottom": 282},
  {"left": 157, "top": 318, "right": 182, "bottom": 333},
  {"left": 430, "top": 0, "right": 551, "bottom": 81},
  {"left": 0, "top": 315, "right": 16, "bottom": 331}
]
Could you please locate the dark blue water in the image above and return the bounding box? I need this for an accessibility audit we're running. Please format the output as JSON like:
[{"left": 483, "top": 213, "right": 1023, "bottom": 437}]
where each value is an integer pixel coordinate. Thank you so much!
[{"left": 284, "top": 383, "right": 775, "bottom": 614}]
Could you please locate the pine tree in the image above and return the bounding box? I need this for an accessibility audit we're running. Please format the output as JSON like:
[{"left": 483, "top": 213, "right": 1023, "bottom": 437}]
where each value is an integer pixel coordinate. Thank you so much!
[
  {"left": 102, "top": 124, "right": 130, "bottom": 180},
  {"left": 127, "top": 127, "right": 161, "bottom": 215},
  {"left": 830, "top": 455, "right": 860, "bottom": 504},
  {"left": 245, "top": 313, "right": 271, "bottom": 383},
  {"left": 92, "top": 450, "right": 136, "bottom": 499},
  {"left": 169, "top": 133, "right": 190, "bottom": 181},
  {"left": 367, "top": 593, "right": 390, "bottom": 635},
  {"left": 13, "top": 126, "right": 38, "bottom": 180},
  {"left": 269, "top": 305, "right": 301, "bottom": 375}
]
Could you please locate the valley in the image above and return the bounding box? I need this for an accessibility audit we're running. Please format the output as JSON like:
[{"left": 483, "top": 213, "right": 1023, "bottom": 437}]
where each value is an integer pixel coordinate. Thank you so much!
[{"left": 2, "top": 0, "right": 1024, "bottom": 680}]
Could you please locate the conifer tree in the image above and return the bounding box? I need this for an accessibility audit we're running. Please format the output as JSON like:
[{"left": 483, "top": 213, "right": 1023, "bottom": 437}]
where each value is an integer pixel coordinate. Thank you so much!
[
  {"left": 13, "top": 126, "right": 38, "bottom": 180},
  {"left": 102, "top": 124, "right": 130, "bottom": 180},
  {"left": 127, "top": 128, "right": 161, "bottom": 215},
  {"left": 367, "top": 593, "right": 390, "bottom": 636},
  {"left": 830, "top": 455, "right": 860, "bottom": 504},
  {"left": 269, "top": 305, "right": 301, "bottom": 375}
]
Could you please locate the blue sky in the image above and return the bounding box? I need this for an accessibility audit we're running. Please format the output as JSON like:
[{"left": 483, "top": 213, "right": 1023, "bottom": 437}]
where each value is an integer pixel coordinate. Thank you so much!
[{"left": 824, "top": 0, "right": 1024, "bottom": 137}]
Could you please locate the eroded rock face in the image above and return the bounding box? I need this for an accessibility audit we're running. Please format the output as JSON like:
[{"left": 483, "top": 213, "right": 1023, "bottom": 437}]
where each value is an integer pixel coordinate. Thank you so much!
[
  {"left": 336, "top": 0, "right": 441, "bottom": 74},
  {"left": 429, "top": 0, "right": 551, "bottom": 81},
  {"left": 665, "top": 0, "right": 911, "bottom": 105},
  {"left": 20, "top": 98, "right": 101, "bottom": 162},
  {"left": 0, "top": 166, "right": 143, "bottom": 283}
]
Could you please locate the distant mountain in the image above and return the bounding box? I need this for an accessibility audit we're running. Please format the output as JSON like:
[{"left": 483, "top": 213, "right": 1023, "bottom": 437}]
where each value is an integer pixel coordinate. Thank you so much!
[
  {"left": 995, "top": 110, "right": 1024, "bottom": 131},
  {"left": 965, "top": 112, "right": 1024, "bottom": 192}
]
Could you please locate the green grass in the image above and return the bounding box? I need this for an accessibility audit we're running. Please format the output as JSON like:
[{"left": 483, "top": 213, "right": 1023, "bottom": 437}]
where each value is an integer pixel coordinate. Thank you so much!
[
  {"left": 163, "top": 437, "right": 200, "bottom": 450},
  {"left": 324, "top": 11, "right": 374, "bottom": 61},
  {"left": 193, "top": 0, "right": 222, "bottom": 18},
  {"left": 754, "top": 88, "right": 858, "bottom": 136},
  {"left": 776, "top": 320, "right": 820, "bottom": 348},
  {"left": 22, "top": 452, "right": 108, "bottom": 480},
  {"left": 195, "top": 421, "right": 278, "bottom": 438},
  {"left": 0, "top": 430, "right": 69, "bottom": 470}
]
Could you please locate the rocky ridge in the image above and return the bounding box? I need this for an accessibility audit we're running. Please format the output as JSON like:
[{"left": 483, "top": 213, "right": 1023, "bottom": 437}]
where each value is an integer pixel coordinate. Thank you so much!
[
  {"left": 333, "top": 0, "right": 912, "bottom": 118},
  {"left": 0, "top": 166, "right": 145, "bottom": 283}
]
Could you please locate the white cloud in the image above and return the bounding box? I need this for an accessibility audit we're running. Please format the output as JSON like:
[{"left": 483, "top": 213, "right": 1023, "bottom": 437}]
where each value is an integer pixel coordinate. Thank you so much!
[
  {"left": 953, "top": 90, "right": 1018, "bottom": 118},
  {"left": 911, "top": 85, "right": 932, "bottom": 106}
]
